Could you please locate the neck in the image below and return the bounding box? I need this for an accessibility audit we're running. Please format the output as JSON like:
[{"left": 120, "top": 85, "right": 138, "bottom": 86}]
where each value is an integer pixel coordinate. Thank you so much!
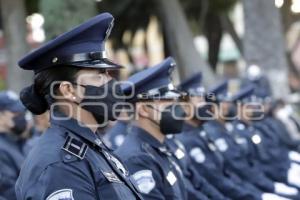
[
  {"left": 136, "top": 117, "right": 165, "bottom": 143},
  {"left": 59, "top": 104, "right": 99, "bottom": 133},
  {"left": 241, "top": 117, "right": 251, "bottom": 125},
  {"left": 0, "top": 126, "right": 9, "bottom": 134},
  {"left": 216, "top": 114, "right": 226, "bottom": 124},
  {"left": 186, "top": 119, "right": 201, "bottom": 128}
]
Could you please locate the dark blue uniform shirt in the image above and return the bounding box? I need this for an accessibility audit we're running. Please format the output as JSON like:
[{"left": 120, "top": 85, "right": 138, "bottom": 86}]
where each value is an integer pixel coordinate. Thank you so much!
[
  {"left": 115, "top": 126, "right": 187, "bottom": 200},
  {"left": 0, "top": 134, "right": 25, "bottom": 200},
  {"left": 262, "top": 117, "right": 300, "bottom": 150},
  {"left": 176, "top": 123, "right": 261, "bottom": 200},
  {"left": 228, "top": 120, "right": 300, "bottom": 199},
  {"left": 15, "top": 111, "right": 143, "bottom": 200},
  {"left": 165, "top": 136, "right": 228, "bottom": 200},
  {"left": 204, "top": 120, "right": 276, "bottom": 193},
  {"left": 105, "top": 121, "right": 129, "bottom": 150},
  {"left": 231, "top": 119, "right": 291, "bottom": 183}
]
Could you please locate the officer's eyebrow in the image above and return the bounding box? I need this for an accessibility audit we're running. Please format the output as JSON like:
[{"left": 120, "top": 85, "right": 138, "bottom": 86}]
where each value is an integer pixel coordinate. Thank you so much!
[{"left": 97, "top": 69, "right": 107, "bottom": 74}]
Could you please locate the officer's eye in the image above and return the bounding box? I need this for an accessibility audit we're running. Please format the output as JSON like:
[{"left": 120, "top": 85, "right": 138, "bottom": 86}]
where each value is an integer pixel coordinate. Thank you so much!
[
  {"left": 98, "top": 72, "right": 111, "bottom": 82},
  {"left": 98, "top": 69, "right": 107, "bottom": 74}
]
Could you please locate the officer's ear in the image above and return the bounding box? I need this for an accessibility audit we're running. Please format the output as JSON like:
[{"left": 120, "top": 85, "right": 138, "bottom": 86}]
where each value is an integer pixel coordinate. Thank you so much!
[
  {"left": 58, "top": 81, "right": 77, "bottom": 102},
  {"left": 136, "top": 102, "right": 152, "bottom": 118},
  {"left": 210, "top": 103, "right": 217, "bottom": 115},
  {"left": 0, "top": 111, "right": 14, "bottom": 129},
  {"left": 181, "top": 102, "right": 194, "bottom": 117}
]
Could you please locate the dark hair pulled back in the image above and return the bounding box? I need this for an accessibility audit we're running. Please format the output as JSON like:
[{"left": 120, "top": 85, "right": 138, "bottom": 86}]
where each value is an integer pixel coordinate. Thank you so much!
[{"left": 20, "top": 65, "right": 81, "bottom": 114}]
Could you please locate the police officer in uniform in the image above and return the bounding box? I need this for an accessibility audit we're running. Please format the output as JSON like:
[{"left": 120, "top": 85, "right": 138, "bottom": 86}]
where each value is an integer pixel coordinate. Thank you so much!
[
  {"left": 0, "top": 91, "right": 27, "bottom": 200},
  {"left": 105, "top": 118, "right": 131, "bottom": 150},
  {"left": 165, "top": 135, "right": 229, "bottom": 200},
  {"left": 263, "top": 103, "right": 300, "bottom": 152},
  {"left": 115, "top": 57, "right": 188, "bottom": 200},
  {"left": 223, "top": 87, "right": 300, "bottom": 199},
  {"left": 168, "top": 73, "right": 230, "bottom": 200},
  {"left": 176, "top": 78, "right": 264, "bottom": 200},
  {"left": 106, "top": 79, "right": 214, "bottom": 199},
  {"left": 229, "top": 92, "right": 300, "bottom": 190},
  {"left": 204, "top": 85, "right": 300, "bottom": 199},
  {"left": 15, "top": 13, "right": 143, "bottom": 200}
]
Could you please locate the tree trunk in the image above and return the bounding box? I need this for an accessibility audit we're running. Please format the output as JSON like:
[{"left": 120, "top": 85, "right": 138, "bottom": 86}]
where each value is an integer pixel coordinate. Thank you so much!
[
  {"left": 155, "top": 0, "right": 215, "bottom": 86},
  {"left": 0, "top": 0, "right": 32, "bottom": 93},
  {"left": 281, "top": 0, "right": 298, "bottom": 34},
  {"left": 220, "top": 13, "right": 243, "bottom": 55},
  {"left": 205, "top": 11, "right": 223, "bottom": 72},
  {"left": 243, "top": 0, "right": 290, "bottom": 97}
]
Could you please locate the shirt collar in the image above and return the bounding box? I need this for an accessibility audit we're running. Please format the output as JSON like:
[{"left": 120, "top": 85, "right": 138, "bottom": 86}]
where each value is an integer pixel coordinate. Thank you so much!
[
  {"left": 182, "top": 122, "right": 196, "bottom": 132},
  {"left": 235, "top": 119, "right": 249, "bottom": 127},
  {"left": 50, "top": 110, "right": 103, "bottom": 146},
  {"left": 207, "top": 119, "right": 223, "bottom": 128},
  {"left": 0, "top": 132, "right": 23, "bottom": 143},
  {"left": 183, "top": 122, "right": 204, "bottom": 132},
  {"left": 130, "top": 125, "right": 165, "bottom": 149}
]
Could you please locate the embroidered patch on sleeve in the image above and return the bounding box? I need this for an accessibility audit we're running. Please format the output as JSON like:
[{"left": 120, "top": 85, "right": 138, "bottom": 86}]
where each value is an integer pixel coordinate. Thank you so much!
[
  {"left": 46, "top": 189, "right": 74, "bottom": 200},
  {"left": 132, "top": 170, "right": 156, "bottom": 194}
]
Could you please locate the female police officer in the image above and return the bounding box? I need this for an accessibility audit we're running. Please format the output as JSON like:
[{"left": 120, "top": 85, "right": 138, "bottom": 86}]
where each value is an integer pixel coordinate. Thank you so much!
[{"left": 15, "top": 13, "right": 143, "bottom": 200}]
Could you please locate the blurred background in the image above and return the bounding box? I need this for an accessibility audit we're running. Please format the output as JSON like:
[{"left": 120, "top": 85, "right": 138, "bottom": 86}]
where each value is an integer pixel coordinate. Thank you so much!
[{"left": 0, "top": 0, "right": 300, "bottom": 102}]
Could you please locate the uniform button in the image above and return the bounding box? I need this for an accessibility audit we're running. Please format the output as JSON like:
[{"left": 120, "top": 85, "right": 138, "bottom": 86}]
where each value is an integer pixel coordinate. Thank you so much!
[{"left": 65, "top": 154, "right": 72, "bottom": 160}]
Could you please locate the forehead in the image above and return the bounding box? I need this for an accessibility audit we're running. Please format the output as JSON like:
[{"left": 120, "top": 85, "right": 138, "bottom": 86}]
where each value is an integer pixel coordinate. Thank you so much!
[
  {"left": 76, "top": 68, "right": 106, "bottom": 75},
  {"left": 190, "top": 96, "right": 205, "bottom": 103},
  {"left": 141, "top": 100, "right": 177, "bottom": 107},
  {"left": 75, "top": 68, "right": 109, "bottom": 81},
  {"left": 220, "top": 101, "right": 232, "bottom": 107},
  {"left": 0, "top": 110, "right": 14, "bottom": 115}
]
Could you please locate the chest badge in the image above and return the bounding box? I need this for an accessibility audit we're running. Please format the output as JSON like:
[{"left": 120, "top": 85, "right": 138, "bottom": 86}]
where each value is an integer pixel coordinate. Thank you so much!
[
  {"left": 174, "top": 148, "right": 185, "bottom": 160},
  {"left": 103, "top": 151, "right": 128, "bottom": 176},
  {"left": 166, "top": 171, "right": 177, "bottom": 186},
  {"left": 102, "top": 171, "right": 123, "bottom": 183},
  {"left": 208, "top": 143, "right": 217, "bottom": 151}
]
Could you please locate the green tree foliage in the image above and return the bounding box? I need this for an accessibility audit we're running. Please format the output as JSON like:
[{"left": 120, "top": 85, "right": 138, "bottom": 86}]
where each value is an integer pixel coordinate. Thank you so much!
[
  {"left": 39, "top": 0, "right": 97, "bottom": 40},
  {"left": 97, "top": 0, "right": 159, "bottom": 48},
  {"left": 96, "top": 0, "right": 238, "bottom": 70},
  {"left": 25, "top": 0, "right": 39, "bottom": 15},
  {"left": 208, "top": 0, "right": 239, "bottom": 13}
]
